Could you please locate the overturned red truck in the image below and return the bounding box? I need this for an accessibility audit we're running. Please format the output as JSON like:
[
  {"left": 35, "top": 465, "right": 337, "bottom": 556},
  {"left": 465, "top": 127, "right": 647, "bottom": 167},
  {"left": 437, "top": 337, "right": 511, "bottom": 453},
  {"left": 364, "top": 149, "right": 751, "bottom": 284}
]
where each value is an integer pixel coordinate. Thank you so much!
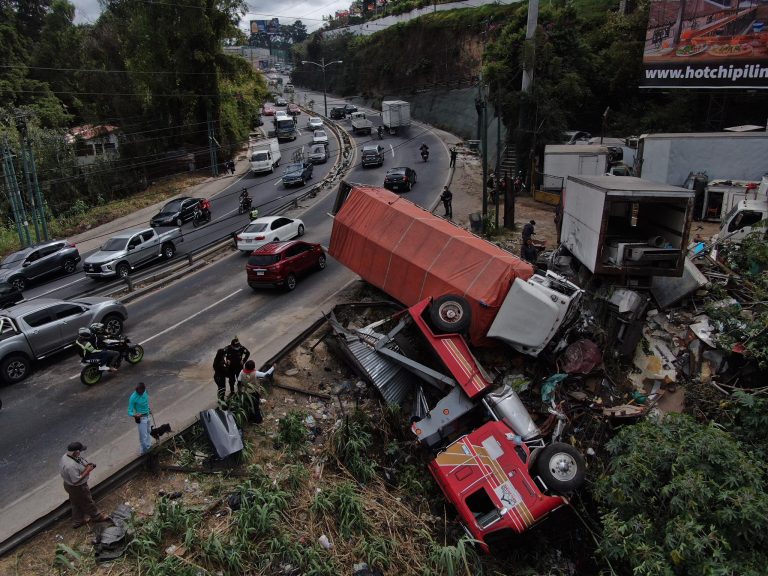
[{"left": 329, "top": 183, "right": 586, "bottom": 551}]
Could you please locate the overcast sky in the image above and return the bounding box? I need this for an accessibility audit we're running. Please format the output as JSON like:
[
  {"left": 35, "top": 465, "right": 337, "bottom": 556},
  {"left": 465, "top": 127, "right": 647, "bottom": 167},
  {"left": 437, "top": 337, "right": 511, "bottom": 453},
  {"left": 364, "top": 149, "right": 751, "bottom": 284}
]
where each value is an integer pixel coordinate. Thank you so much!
[{"left": 70, "top": 0, "right": 350, "bottom": 33}]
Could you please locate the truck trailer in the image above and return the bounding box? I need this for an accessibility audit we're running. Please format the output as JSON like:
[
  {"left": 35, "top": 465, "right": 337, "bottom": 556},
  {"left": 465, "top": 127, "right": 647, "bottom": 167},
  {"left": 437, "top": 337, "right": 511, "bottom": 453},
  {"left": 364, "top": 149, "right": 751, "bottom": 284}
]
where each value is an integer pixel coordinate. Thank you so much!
[
  {"left": 535, "top": 145, "right": 612, "bottom": 204},
  {"left": 560, "top": 175, "right": 695, "bottom": 277},
  {"left": 329, "top": 183, "right": 582, "bottom": 355},
  {"left": 635, "top": 132, "right": 768, "bottom": 187},
  {"left": 381, "top": 100, "right": 411, "bottom": 135}
]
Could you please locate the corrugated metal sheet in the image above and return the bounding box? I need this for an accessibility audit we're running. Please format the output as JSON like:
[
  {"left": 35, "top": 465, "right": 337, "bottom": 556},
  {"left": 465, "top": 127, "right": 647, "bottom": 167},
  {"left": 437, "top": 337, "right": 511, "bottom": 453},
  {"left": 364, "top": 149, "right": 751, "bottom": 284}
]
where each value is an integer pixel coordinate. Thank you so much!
[{"left": 328, "top": 315, "right": 415, "bottom": 405}]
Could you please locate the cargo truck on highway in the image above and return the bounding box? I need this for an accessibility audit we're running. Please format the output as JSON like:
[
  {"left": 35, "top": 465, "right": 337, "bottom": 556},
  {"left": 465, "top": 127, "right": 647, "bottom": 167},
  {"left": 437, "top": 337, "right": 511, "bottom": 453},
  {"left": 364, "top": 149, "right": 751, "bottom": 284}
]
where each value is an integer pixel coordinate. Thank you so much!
[
  {"left": 329, "top": 183, "right": 582, "bottom": 356},
  {"left": 381, "top": 100, "right": 411, "bottom": 135},
  {"left": 349, "top": 111, "right": 373, "bottom": 135},
  {"left": 249, "top": 139, "right": 281, "bottom": 174}
]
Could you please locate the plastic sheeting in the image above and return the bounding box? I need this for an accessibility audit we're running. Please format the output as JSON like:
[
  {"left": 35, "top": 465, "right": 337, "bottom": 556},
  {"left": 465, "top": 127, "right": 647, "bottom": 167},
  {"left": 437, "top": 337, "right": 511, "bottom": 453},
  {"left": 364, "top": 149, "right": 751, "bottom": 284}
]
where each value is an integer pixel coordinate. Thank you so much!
[{"left": 329, "top": 185, "right": 533, "bottom": 345}]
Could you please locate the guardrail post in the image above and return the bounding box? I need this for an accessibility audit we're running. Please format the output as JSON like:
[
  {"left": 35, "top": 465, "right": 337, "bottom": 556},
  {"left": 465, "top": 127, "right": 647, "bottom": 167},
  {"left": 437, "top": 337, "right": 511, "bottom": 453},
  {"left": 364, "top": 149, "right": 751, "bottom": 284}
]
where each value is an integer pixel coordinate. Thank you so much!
[
  {"left": 231, "top": 231, "right": 238, "bottom": 249},
  {"left": 125, "top": 276, "right": 133, "bottom": 292},
  {"left": 186, "top": 253, "right": 193, "bottom": 266}
]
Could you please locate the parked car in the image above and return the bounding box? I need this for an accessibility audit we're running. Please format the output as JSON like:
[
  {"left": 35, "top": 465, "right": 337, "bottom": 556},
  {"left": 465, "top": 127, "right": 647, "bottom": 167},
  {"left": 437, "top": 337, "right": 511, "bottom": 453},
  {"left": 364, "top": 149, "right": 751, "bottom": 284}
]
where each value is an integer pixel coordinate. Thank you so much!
[
  {"left": 383, "top": 166, "right": 417, "bottom": 192},
  {"left": 330, "top": 107, "right": 346, "bottom": 120},
  {"left": 312, "top": 130, "right": 329, "bottom": 146},
  {"left": 308, "top": 117, "right": 323, "bottom": 130},
  {"left": 287, "top": 103, "right": 301, "bottom": 116},
  {"left": 263, "top": 104, "right": 276, "bottom": 116},
  {"left": 361, "top": 144, "right": 385, "bottom": 168},
  {"left": 0, "top": 282, "right": 23, "bottom": 308},
  {"left": 308, "top": 144, "right": 329, "bottom": 164},
  {"left": 281, "top": 162, "right": 314, "bottom": 187},
  {"left": 246, "top": 240, "right": 326, "bottom": 291},
  {"left": 150, "top": 197, "right": 200, "bottom": 227},
  {"left": 236, "top": 216, "right": 305, "bottom": 253},
  {"left": 0, "top": 297, "right": 128, "bottom": 384},
  {"left": 0, "top": 240, "right": 81, "bottom": 291},
  {"left": 275, "top": 97, "right": 288, "bottom": 107}
]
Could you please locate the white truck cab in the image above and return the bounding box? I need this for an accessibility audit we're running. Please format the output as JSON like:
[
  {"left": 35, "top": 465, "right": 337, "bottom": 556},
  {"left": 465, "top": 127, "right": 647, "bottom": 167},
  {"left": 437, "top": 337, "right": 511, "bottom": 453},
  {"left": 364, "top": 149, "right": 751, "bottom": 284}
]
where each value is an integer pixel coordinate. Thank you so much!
[
  {"left": 249, "top": 139, "right": 281, "bottom": 174},
  {"left": 713, "top": 175, "right": 768, "bottom": 245}
]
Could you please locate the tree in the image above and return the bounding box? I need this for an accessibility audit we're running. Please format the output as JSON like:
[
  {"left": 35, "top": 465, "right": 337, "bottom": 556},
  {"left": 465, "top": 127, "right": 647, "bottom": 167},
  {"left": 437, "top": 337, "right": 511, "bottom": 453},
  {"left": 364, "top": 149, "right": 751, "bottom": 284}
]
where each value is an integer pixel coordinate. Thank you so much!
[{"left": 595, "top": 414, "right": 768, "bottom": 575}]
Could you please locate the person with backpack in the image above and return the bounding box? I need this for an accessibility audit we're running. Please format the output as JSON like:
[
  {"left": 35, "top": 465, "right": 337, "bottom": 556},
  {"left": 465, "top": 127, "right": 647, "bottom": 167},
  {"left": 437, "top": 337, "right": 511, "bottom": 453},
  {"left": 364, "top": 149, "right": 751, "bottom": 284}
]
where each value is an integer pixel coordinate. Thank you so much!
[{"left": 223, "top": 337, "right": 250, "bottom": 396}]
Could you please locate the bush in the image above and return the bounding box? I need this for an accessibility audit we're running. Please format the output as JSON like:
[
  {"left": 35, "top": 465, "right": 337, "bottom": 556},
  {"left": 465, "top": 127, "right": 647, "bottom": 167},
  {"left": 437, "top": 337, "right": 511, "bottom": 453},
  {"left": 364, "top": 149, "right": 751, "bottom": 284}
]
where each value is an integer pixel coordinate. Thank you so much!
[{"left": 594, "top": 413, "right": 768, "bottom": 575}]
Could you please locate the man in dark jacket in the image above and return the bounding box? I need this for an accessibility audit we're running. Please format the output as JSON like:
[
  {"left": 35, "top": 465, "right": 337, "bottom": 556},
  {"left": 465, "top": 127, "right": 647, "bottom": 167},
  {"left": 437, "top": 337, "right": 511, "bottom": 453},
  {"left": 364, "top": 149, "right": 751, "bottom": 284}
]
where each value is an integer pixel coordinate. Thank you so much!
[
  {"left": 522, "top": 220, "right": 536, "bottom": 244},
  {"left": 223, "top": 337, "right": 250, "bottom": 395},
  {"left": 522, "top": 238, "right": 539, "bottom": 264},
  {"left": 440, "top": 186, "right": 453, "bottom": 219}
]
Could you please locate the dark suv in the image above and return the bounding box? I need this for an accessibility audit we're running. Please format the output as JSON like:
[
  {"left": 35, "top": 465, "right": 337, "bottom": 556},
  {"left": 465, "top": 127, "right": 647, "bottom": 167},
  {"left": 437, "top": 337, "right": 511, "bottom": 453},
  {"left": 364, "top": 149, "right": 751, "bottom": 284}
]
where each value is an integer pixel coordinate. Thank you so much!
[
  {"left": 330, "top": 107, "right": 346, "bottom": 120},
  {"left": 361, "top": 145, "right": 385, "bottom": 168},
  {"left": 246, "top": 240, "right": 326, "bottom": 291},
  {"left": 150, "top": 197, "right": 201, "bottom": 227},
  {"left": 0, "top": 240, "right": 81, "bottom": 291},
  {"left": 384, "top": 167, "right": 417, "bottom": 192}
]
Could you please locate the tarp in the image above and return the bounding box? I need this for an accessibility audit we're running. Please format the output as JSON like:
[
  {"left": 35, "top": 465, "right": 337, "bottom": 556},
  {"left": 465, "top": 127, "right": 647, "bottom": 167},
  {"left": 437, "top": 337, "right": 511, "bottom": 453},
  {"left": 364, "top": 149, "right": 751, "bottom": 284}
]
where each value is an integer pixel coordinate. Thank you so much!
[{"left": 329, "top": 185, "right": 533, "bottom": 345}]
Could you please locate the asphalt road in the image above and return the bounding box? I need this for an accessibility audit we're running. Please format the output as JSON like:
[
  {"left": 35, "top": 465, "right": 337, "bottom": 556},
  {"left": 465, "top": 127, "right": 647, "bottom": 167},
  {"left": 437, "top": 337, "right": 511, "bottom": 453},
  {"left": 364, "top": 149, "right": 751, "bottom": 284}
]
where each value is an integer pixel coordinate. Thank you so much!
[{"left": 0, "top": 87, "right": 450, "bottom": 534}]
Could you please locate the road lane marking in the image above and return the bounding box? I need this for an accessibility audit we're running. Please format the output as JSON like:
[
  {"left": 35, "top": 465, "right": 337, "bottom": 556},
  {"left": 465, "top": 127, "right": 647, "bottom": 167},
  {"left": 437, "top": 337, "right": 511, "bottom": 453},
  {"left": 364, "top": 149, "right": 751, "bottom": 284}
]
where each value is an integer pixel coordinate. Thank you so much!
[
  {"left": 32, "top": 275, "right": 88, "bottom": 299},
  {"left": 67, "top": 288, "right": 243, "bottom": 380}
]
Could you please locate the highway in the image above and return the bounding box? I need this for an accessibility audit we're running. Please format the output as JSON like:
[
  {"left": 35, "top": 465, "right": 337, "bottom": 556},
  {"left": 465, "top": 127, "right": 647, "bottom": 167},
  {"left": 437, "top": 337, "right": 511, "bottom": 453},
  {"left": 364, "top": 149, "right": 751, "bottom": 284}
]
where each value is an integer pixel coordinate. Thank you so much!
[{"left": 0, "top": 87, "right": 451, "bottom": 541}]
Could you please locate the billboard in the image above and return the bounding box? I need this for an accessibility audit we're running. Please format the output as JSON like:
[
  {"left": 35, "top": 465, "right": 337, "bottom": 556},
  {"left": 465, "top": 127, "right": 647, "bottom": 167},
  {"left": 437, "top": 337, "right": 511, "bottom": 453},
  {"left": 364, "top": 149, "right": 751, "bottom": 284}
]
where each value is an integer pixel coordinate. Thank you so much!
[
  {"left": 250, "top": 18, "right": 280, "bottom": 34},
  {"left": 641, "top": 0, "right": 768, "bottom": 89}
]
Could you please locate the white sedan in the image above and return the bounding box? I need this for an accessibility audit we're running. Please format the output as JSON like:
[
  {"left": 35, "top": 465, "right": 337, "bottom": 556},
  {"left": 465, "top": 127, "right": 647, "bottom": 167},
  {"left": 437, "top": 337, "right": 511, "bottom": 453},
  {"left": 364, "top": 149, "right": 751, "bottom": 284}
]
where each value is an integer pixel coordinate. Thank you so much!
[
  {"left": 236, "top": 216, "right": 305, "bottom": 253},
  {"left": 312, "top": 130, "right": 329, "bottom": 146},
  {"left": 308, "top": 117, "right": 323, "bottom": 130}
]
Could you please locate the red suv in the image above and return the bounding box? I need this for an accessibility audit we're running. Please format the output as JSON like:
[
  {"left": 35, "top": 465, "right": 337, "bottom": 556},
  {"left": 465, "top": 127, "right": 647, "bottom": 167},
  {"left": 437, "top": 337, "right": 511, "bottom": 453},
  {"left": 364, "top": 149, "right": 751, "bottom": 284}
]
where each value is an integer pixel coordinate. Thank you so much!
[{"left": 246, "top": 241, "right": 326, "bottom": 291}]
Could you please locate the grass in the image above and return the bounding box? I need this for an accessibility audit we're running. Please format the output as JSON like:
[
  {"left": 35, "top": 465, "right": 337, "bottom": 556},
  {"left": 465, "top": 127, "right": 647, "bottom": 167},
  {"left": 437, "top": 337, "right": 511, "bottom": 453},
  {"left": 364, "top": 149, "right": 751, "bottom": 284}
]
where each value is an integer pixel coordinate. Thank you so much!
[{"left": 0, "top": 172, "right": 206, "bottom": 257}]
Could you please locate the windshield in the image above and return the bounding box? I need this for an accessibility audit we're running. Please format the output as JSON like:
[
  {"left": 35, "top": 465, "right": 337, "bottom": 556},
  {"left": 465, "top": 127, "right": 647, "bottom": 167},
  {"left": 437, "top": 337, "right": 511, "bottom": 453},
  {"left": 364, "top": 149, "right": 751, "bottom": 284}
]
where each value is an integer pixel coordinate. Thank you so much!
[
  {"left": 102, "top": 238, "right": 128, "bottom": 251},
  {"left": 276, "top": 119, "right": 294, "bottom": 128},
  {"left": 251, "top": 152, "right": 269, "bottom": 162},
  {"left": 1, "top": 251, "right": 26, "bottom": 267},
  {"left": 244, "top": 223, "right": 268, "bottom": 234},
  {"left": 284, "top": 164, "right": 302, "bottom": 172},
  {"left": 362, "top": 147, "right": 379, "bottom": 154},
  {"left": 248, "top": 254, "right": 281, "bottom": 266},
  {"left": 314, "top": 131, "right": 326, "bottom": 138},
  {"left": 310, "top": 146, "right": 325, "bottom": 154}
]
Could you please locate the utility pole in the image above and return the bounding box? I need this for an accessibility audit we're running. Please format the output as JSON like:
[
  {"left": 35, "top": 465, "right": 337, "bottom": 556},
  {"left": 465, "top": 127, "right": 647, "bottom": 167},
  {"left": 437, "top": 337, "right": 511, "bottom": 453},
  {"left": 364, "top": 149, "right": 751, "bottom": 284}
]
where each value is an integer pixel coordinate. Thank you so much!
[
  {"left": 207, "top": 107, "right": 218, "bottom": 177},
  {"left": 15, "top": 115, "right": 46, "bottom": 242},
  {"left": 495, "top": 86, "right": 501, "bottom": 232},
  {"left": 518, "top": 0, "right": 539, "bottom": 197}
]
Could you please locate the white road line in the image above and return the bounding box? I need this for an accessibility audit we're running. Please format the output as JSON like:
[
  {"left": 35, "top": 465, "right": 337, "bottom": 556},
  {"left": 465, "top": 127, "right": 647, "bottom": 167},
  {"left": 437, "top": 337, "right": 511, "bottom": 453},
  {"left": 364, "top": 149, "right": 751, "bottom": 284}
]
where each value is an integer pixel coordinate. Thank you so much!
[
  {"left": 32, "top": 276, "right": 88, "bottom": 299},
  {"left": 67, "top": 288, "right": 243, "bottom": 380}
]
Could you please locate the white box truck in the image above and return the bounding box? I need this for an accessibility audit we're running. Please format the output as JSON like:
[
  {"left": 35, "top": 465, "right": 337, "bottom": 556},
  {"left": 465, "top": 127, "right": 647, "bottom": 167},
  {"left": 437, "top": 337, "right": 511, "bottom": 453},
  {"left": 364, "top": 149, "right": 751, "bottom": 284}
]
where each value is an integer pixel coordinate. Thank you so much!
[
  {"left": 635, "top": 132, "right": 768, "bottom": 187},
  {"left": 249, "top": 139, "right": 281, "bottom": 174},
  {"left": 382, "top": 100, "right": 411, "bottom": 135},
  {"left": 711, "top": 175, "right": 768, "bottom": 248},
  {"left": 560, "top": 175, "right": 695, "bottom": 277}
]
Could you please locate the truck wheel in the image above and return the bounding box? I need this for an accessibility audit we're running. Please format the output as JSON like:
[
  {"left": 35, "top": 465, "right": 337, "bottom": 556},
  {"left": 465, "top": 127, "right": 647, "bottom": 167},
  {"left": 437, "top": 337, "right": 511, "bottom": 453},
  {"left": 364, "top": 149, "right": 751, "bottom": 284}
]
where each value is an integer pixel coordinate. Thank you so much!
[
  {"left": 80, "top": 364, "right": 102, "bottom": 386},
  {"left": 162, "top": 243, "right": 176, "bottom": 259},
  {"left": 2, "top": 354, "right": 31, "bottom": 384},
  {"left": 534, "top": 443, "right": 586, "bottom": 494},
  {"left": 62, "top": 258, "right": 77, "bottom": 274},
  {"left": 116, "top": 262, "right": 130, "bottom": 278},
  {"left": 429, "top": 295, "right": 471, "bottom": 334},
  {"left": 102, "top": 314, "right": 124, "bottom": 336}
]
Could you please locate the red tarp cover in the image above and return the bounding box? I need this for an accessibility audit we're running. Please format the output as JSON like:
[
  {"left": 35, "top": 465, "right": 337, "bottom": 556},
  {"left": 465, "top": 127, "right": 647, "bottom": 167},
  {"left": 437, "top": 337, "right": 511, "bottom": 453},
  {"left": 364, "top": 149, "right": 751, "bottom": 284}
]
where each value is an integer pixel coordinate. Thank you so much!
[{"left": 329, "top": 185, "right": 534, "bottom": 345}]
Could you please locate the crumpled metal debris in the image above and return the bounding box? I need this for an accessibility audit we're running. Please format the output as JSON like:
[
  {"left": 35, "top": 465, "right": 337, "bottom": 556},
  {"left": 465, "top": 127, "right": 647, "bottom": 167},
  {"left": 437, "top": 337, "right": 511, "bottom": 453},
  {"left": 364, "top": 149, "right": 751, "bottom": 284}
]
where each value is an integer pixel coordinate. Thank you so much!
[{"left": 561, "top": 339, "right": 602, "bottom": 374}]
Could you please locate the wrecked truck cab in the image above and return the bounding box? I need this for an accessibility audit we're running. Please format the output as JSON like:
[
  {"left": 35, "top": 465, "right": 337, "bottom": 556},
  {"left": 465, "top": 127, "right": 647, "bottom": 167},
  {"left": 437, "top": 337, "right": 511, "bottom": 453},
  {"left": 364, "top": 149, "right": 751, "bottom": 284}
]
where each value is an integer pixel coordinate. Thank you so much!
[{"left": 428, "top": 421, "right": 581, "bottom": 554}]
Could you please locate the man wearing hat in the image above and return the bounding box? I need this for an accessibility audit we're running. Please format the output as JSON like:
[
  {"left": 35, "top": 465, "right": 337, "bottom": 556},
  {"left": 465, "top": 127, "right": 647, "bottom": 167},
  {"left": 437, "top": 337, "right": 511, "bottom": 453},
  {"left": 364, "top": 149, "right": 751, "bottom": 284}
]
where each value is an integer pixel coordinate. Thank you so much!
[
  {"left": 223, "top": 337, "right": 250, "bottom": 396},
  {"left": 59, "top": 442, "right": 109, "bottom": 528}
]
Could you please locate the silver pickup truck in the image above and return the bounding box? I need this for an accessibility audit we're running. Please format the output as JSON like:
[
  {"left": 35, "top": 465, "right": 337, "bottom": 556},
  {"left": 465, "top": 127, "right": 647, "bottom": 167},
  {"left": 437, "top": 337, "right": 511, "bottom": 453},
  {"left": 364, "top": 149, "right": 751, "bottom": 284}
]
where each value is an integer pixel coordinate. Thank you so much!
[
  {"left": 0, "top": 297, "right": 127, "bottom": 384},
  {"left": 83, "top": 227, "right": 182, "bottom": 279}
]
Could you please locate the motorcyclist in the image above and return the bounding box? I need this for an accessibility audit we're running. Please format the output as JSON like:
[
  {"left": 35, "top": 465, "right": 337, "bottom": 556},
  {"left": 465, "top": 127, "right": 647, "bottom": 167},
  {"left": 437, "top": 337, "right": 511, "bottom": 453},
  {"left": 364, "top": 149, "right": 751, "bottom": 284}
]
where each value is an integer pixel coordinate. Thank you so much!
[
  {"left": 419, "top": 143, "right": 429, "bottom": 160},
  {"left": 76, "top": 327, "right": 119, "bottom": 372},
  {"left": 197, "top": 198, "right": 211, "bottom": 222},
  {"left": 240, "top": 188, "right": 252, "bottom": 211},
  {"left": 377, "top": 125, "right": 384, "bottom": 139}
]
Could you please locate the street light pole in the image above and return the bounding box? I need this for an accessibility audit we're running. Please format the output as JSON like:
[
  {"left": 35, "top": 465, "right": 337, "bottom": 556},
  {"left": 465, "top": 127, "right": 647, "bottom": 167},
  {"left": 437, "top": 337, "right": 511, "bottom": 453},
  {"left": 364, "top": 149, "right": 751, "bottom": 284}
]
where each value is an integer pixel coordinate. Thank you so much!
[{"left": 301, "top": 58, "right": 343, "bottom": 117}]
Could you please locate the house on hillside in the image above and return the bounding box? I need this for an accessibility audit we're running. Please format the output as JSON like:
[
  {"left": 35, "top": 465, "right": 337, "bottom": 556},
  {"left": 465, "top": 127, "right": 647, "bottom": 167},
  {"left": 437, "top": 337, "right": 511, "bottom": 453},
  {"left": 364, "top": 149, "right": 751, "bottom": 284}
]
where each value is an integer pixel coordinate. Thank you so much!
[{"left": 65, "top": 124, "right": 120, "bottom": 166}]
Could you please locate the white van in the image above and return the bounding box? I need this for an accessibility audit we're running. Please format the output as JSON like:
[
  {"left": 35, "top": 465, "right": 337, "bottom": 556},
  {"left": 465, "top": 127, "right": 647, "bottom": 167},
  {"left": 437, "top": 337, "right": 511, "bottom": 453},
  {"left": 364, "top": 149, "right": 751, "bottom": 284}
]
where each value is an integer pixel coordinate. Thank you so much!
[
  {"left": 284, "top": 83, "right": 295, "bottom": 93},
  {"left": 249, "top": 139, "right": 281, "bottom": 174}
]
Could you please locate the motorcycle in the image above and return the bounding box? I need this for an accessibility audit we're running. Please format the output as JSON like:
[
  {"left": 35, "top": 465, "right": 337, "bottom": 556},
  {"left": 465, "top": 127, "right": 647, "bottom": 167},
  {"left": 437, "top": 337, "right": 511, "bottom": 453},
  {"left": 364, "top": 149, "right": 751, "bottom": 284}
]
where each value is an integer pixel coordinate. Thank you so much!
[
  {"left": 80, "top": 335, "right": 144, "bottom": 386},
  {"left": 421, "top": 149, "right": 429, "bottom": 162},
  {"left": 377, "top": 126, "right": 384, "bottom": 140},
  {"left": 238, "top": 196, "right": 253, "bottom": 215},
  {"left": 192, "top": 207, "right": 211, "bottom": 227}
]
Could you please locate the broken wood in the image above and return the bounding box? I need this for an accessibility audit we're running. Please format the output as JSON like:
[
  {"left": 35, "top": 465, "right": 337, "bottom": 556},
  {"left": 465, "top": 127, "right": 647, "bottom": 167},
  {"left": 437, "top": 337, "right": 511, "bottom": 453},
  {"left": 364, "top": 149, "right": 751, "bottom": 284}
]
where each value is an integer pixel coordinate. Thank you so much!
[{"left": 272, "top": 381, "right": 332, "bottom": 400}]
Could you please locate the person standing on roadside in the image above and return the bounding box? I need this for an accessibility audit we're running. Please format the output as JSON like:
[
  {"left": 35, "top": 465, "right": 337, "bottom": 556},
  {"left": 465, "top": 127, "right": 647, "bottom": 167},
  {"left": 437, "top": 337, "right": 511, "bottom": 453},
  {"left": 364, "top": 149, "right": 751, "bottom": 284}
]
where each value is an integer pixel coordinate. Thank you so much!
[
  {"left": 236, "top": 360, "right": 276, "bottom": 423},
  {"left": 440, "top": 186, "right": 453, "bottom": 219},
  {"left": 522, "top": 219, "right": 536, "bottom": 245},
  {"left": 213, "top": 348, "right": 228, "bottom": 401},
  {"left": 127, "top": 382, "right": 152, "bottom": 454},
  {"left": 449, "top": 146, "right": 458, "bottom": 168},
  {"left": 224, "top": 337, "right": 250, "bottom": 396},
  {"left": 60, "top": 441, "right": 110, "bottom": 528}
]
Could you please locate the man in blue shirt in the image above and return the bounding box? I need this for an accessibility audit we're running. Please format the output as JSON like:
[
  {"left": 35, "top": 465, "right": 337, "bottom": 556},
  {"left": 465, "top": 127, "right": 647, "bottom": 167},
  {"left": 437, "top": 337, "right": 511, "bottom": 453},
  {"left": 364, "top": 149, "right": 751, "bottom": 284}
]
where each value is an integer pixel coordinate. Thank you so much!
[{"left": 127, "top": 382, "right": 151, "bottom": 454}]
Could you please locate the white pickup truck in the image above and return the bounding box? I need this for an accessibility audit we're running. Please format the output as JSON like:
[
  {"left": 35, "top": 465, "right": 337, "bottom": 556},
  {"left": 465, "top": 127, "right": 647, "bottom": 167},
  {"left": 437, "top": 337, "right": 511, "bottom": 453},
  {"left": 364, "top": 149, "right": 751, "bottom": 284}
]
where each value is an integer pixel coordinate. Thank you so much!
[{"left": 83, "top": 227, "right": 182, "bottom": 279}]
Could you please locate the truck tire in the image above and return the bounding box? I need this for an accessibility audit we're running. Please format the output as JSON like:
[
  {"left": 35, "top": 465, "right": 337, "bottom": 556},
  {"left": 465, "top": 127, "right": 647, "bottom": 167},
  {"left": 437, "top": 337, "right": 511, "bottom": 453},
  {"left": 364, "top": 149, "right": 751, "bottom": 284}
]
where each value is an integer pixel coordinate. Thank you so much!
[
  {"left": 2, "top": 354, "right": 31, "bottom": 384},
  {"left": 534, "top": 443, "right": 586, "bottom": 494},
  {"left": 429, "top": 295, "right": 471, "bottom": 334},
  {"left": 162, "top": 243, "right": 176, "bottom": 259},
  {"left": 116, "top": 262, "right": 130, "bottom": 278}
]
